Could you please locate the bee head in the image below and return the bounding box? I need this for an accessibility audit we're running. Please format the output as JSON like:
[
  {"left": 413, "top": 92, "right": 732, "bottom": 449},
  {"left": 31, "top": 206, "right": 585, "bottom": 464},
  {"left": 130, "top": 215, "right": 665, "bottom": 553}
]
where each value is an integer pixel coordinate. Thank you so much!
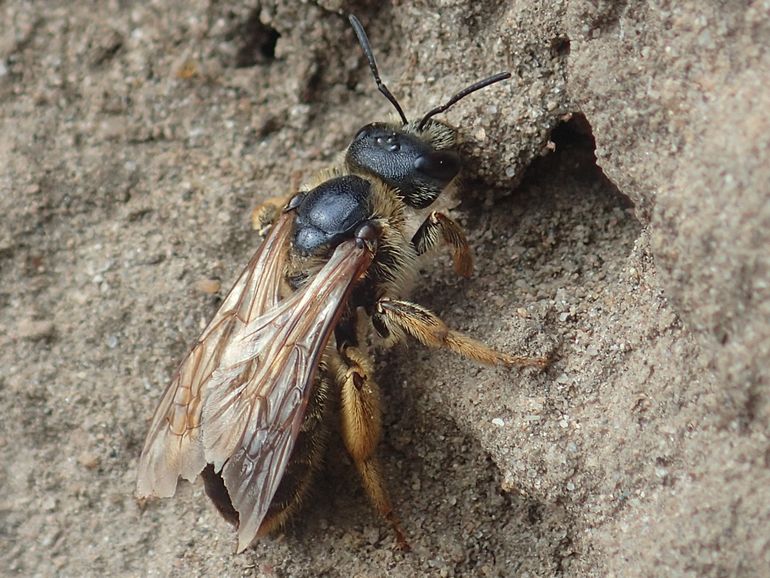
[
  {"left": 345, "top": 121, "right": 460, "bottom": 209},
  {"left": 347, "top": 15, "right": 510, "bottom": 209}
]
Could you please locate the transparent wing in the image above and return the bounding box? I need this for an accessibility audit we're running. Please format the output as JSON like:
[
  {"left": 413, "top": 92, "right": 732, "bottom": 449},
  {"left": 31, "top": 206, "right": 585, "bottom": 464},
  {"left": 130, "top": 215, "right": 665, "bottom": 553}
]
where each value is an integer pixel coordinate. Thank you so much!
[
  {"left": 200, "top": 239, "right": 374, "bottom": 552},
  {"left": 136, "top": 211, "right": 294, "bottom": 498}
]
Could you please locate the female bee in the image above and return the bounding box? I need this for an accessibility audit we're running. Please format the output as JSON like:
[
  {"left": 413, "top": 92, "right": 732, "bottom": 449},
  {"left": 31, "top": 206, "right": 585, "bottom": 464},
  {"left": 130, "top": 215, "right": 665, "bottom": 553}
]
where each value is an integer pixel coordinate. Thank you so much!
[{"left": 136, "top": 15, "right": 547, "bottom": 552}]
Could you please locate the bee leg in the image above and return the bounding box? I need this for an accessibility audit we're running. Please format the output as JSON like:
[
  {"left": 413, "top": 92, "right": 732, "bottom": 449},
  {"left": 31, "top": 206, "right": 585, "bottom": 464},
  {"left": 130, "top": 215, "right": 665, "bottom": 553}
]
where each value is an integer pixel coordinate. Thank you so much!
[
  {"left": 374, "top": 298, "right": 550, "bottom": 368},
  {"left": 250, "top": 192, "right": 302, "bottom": 237},
  {"left": 251, "top": 170, "right": 306, "bottom": 236},
  {"left": 411, "top": 211, "right": 473, "bottom": 278},
  {"left": 331, "top": 346, "right": 411, "bottom": 550}
]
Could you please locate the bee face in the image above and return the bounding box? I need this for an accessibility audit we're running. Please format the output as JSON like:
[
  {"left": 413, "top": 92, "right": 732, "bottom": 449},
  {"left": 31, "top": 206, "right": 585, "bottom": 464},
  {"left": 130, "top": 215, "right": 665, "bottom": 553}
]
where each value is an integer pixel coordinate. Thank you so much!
[{"left": 345, "top": 121, "right": 461, "bottom": 209}]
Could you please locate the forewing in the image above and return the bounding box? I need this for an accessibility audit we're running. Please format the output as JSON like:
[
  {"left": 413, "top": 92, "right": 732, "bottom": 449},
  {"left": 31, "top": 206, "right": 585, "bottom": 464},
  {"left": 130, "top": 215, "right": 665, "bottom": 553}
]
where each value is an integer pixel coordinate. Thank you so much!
[
  {"left": 200, "top": 239, "right": 374, "bottom": 552},
  {"left": 136, "top": 211, "right": 294, "bottom": 498}
]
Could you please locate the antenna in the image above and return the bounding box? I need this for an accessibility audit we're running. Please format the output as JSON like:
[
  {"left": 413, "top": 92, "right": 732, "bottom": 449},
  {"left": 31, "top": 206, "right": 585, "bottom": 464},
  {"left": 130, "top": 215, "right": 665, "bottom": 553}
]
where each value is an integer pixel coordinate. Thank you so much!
[
  {"left": 349, "top": 15, "right": 409, "bottom": 126},
  {"left": 417, "top": 72, "right": 511, "bottom": 131}
]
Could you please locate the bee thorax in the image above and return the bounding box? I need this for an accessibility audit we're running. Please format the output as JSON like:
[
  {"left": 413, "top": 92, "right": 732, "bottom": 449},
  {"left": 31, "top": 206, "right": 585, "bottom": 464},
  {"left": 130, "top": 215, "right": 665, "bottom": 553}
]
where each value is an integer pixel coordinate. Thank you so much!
[{"left": 293, "top": 175, "right": 373, "bottom": 256}]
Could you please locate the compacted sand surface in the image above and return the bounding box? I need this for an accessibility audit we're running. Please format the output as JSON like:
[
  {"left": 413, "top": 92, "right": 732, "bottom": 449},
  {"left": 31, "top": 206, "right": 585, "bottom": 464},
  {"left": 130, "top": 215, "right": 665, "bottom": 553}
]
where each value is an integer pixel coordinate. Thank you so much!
[{"left": 2, "top": 2, "right": 768, "bottom": 576}]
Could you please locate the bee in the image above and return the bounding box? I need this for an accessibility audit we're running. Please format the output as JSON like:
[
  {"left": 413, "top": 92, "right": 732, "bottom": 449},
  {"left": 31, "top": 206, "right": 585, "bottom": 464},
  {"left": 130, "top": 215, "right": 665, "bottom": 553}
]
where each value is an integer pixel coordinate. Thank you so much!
[{"left": 135, "top": 14, "right": 548, "bottom": 553}]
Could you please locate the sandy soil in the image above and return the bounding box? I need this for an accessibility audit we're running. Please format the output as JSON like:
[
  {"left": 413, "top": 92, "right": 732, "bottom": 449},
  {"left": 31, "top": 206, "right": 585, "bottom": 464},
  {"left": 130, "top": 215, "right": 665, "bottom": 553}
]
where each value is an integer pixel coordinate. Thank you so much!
[{"left": 2, "top": 2, "right": 768, "bottom": 577}]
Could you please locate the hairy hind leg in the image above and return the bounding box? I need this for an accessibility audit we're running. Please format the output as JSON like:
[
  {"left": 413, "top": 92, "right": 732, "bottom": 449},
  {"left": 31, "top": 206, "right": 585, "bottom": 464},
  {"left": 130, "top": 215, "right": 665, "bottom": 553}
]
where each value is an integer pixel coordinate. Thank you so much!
[{"left": 330, "top": 345, "right": 410, "bottom": 550}]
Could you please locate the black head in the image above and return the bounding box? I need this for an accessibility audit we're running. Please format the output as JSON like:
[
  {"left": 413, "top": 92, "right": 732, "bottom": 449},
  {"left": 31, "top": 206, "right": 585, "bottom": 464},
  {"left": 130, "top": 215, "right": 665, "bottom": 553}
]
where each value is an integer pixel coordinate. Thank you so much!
[
  {"left": 346, "top": 15, "right": 510, "bottom": 208},
  {"left": 346, "top": 122, "right": 460, "bottom": 209}
]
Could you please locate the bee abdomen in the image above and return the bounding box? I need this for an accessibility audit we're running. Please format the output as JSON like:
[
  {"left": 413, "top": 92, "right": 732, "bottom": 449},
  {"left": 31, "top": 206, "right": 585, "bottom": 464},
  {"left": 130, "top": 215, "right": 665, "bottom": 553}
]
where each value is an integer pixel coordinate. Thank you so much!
[
  {"left": 258, "top": 372, "right": 333, "bottom": 534},
  {"left": 201, "top": 369, "right": 334, "bottom": 539},
  {"left": 293, "top": 175, "right": 373, "bottom": 255}
]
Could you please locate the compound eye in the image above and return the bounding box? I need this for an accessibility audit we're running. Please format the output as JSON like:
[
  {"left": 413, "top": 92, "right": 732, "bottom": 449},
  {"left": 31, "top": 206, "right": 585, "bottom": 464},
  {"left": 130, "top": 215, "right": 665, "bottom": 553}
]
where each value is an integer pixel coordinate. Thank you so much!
[
  {"left": 414, "top": 150, "right": 461, "bottom": 182},
  {"left": 354, "top": 124, "right": 375, "bottom": 141}
]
